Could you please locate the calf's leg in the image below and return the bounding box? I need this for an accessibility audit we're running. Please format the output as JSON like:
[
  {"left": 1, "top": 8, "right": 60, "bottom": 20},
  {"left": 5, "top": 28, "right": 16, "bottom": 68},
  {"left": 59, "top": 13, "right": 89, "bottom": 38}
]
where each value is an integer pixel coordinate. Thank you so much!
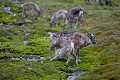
[{"left": 66, "top": 54, "right": 72, "bottom": 64}]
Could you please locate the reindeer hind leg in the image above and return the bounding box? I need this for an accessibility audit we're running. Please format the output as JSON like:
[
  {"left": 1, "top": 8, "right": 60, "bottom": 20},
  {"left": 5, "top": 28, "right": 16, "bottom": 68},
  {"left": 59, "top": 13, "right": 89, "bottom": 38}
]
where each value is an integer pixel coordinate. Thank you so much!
[
  {"left": 49, "top": 45, "right": 54, "bottom": 59},
  {"left": 50, "top": 55, "right": 59, "bottom": 61},
  {"left": 66, "top": 54, "right": 72, "bottom": 64},
  {"left": 22, "top": 10, "right": 27, "bottom": 17}
]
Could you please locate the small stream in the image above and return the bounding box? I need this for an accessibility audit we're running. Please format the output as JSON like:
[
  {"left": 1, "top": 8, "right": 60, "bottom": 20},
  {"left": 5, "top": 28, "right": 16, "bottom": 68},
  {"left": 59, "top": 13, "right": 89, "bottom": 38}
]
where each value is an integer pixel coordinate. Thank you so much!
[
  {"left": 67, "top": 70, "right": 84, "bottom": 80},
  {"left": 0, "top": 55, "right": 45, "bottom": 61},
  {"left": 11, "top": 55, "right": 45, "bottom": 61}
]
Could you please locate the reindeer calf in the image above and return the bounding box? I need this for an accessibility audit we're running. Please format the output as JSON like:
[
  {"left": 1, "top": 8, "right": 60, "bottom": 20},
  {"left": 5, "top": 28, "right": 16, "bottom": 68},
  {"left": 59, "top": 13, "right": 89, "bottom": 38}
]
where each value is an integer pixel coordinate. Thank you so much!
[
  {"left": 48, "top": 32, "right": 73, "bottom": 58},
  {"left": 50, "top": 10, "right": 68, "bottom": 27},
  {"left": 21, "top": 2, "right": 41, "bottom": 17},
  {"left": 50, "top": 42, "right": 75, "bottom": 64},
  {"left": 69, "top": 7, "right": 84, "bottom": 28}
]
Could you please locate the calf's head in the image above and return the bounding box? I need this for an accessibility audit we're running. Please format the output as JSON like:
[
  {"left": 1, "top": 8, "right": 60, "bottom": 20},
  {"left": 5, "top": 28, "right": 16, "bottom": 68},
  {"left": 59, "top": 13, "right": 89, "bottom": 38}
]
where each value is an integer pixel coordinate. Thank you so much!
[
  {"left": 79, "top": 11, "right": 84, "bottom": 17},
  {"left": 87, "top": 33, "right": 96, "bottom": 44}
]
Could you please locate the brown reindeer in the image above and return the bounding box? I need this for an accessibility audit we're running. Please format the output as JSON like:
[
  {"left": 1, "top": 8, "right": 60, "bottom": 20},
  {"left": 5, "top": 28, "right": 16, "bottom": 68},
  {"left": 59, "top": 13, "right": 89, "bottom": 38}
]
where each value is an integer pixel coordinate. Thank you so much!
[
  {"left": 95, "top": 0, "right": 112, "bottom": 6},
  {"left": 84, "top": 0, "right": 91, "bottom": 4},
  {"left": 48, "top": 32, "right": 96, "bottom": 65},
  {"left": 68, "top": 7, "right": 84, "bottom": 29},
  {"left": 50, "top": 10, "right": 68, "bottom": 27},
  {"left": 72, "top": 32, "right": 96, "bottom": 64},
  {"left": 21, "top": 2, "right": 41, "bottom": 17}
]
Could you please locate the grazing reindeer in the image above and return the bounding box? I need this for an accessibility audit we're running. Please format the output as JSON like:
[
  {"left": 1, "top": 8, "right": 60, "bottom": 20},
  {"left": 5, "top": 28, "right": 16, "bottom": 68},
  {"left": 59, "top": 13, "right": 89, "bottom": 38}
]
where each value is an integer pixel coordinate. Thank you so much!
[
  {"left": 104, "top": 0, "right": 112, "bottom": 5},
  {"left": 97, "top": 0, "right": 112, "bottom": 6},
  {"left": 50, "top": 42, "right": 75, "bottom": 64},
  {"left": 85, "top": 0, "right": 100, "bottom": 4},
  {"left": 69, "top": 7, "right": 84, "bottom": 29},
  {"left": 84, "top": 0, "right": 90, "bottom": 4},
  {"left": 50, "top": 10, "right": 68, "bottom": 27},
  {"left": 72, "top": 32, "right": 96, "bottom": 64},
  {"left": 21, "top": 2, "right": 41, "bottom": 17},
  {"left": 48, "top": 32, "right": 73, "bottom": 59},
  {"left": 48, "top": 32, "right": 96, "bottom": 65}
]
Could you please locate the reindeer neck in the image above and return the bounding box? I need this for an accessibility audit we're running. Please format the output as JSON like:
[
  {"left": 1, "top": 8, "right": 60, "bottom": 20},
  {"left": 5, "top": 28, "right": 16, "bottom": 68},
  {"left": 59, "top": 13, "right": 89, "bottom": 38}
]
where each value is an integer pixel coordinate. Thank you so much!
[{"left": 84, "top": 36, "right": 91, "bottom": 46}]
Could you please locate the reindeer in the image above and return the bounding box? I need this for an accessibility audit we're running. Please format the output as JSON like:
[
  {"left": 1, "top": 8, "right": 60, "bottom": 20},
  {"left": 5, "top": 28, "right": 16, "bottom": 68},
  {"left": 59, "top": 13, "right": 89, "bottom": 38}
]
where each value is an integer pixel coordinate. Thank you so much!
[
  {"left": 48, "top": 32, "right": 96, "bottom": 65},
  {"left": 72, "top": 32, "right": 96, "bottom": 64},
  {"left": 104, "top": 0, "right": 112, "bottom": 5},
  {"left": 50, "top": 10, "right": 68, "bottom": 27},
  {"left": 21, "top": 2, "right": 41, "bottom": 17},
  {"left": 85, "top": 0, "right": 101, "bottom": 4},
  {"left": 48, "top": 32, "right": 73, "bottom": 59},
  {"left": 68, "top": 7, "right": 84, "bottom": 29},
  {"left": 84, "top": 0, "right": 91, "bottom": 4},
  {"left": 50, "top": 42, "right": 75, "bottom": 64}
]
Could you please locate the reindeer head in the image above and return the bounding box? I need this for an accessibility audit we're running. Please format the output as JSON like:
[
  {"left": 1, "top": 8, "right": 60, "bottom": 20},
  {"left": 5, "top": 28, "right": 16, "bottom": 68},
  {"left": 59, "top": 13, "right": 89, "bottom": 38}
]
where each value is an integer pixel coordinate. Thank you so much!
[
  {"left": 50, "top": 21, "right": 52, "bottom": 27},
  {"left": 87, "top": 33, "right": 96, "bottom": 44},
  {"left": 37, "top": 7, "right": 44, "bottom": 16},
  {"left": 79, "top": 11, "right": 84, "bottom": 17}
]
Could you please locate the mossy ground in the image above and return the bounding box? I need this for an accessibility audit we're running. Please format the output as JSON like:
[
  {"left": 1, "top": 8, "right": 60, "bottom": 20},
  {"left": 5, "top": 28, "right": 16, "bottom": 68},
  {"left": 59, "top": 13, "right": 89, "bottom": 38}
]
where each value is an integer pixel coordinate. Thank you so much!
[{"left": 0, "top": 0, "right": 120, "bottom": 80}]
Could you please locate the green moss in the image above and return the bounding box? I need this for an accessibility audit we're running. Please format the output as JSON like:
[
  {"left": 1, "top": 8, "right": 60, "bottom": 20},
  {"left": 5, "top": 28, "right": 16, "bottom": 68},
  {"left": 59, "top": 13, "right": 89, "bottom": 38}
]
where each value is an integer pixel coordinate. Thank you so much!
[
  {"left": 0, "top": 37, "right": 9, "bottom": 42},
  {"left": 0, "top": 0, "right": 120, "bottom": 79}
]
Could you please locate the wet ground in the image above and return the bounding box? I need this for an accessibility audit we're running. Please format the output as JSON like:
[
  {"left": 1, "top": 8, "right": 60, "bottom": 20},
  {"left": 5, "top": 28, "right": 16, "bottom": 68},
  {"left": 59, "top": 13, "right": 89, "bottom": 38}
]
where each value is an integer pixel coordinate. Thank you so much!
[
  {"left": 0, "top": 54, "right": 45, "bottom": 61},
  {"left": 67, "top": 70, "right": 84, "bottom": 80}
]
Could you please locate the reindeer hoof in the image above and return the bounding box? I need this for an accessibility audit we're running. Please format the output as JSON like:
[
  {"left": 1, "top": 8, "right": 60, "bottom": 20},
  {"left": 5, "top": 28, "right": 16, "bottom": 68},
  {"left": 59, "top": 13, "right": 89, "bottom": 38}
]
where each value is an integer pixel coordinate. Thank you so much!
[
  {"left": 50, "top": 58, "right": 54, "bottom": 61},
  {"left": 49, "top": 57, "right": 52, "bottom": 60},
  {"left": 66, "top": 62, "right": 68, "bottom": 64}
]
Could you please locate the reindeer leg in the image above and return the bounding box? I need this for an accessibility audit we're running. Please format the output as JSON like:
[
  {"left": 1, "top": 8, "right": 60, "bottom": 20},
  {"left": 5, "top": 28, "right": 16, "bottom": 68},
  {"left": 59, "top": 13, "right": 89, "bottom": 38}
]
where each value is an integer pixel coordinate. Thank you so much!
[
  {"left": 75, "top": 20, "right": 78, "bottom": 29},
  {"left": 66, "top": 54, "right": 72, "bottom": 64},
  {"left": 30, "top": 10, "right": 33, "bottom": 17},
  {"left": 70, "top": 22, "right": 73, "bottom": 28},
  {"left": 22, "top": 11, "right": 24, "bottom": 17},
  {"left": 76, "top": 49, "right": 80, "bottom": 64},
  {"left": 64, "top": 18, "right": 67, "bottom": 27},
  {"left": 49, "top": 45, "right": 54, "bottom": 59},
  {"left": 50, "top": 22, "right": 52, "bottom": 27},
  {"left": 22, "top": 9, "right": 27, "bottom": 17},
  {"left": 63, "top": 19, "right": 66, "bottom": 30},
  {"left": 30, "top": 9, "right": 35, "bottom": 17},
  {"left": 88, "top": 0, "right": 90, "bottom": 4},
  {"left": 55, "top": 20, "right": 58, "bottom": 27},
  {"left": 68, "top": 18, "right": 72, "bottom": 28},
  {"left": 84, "top": 0, "right": 87, "bottom": 4},
  {"left": 50, "top": 55, "right": 59, "bottom": 61},
  {"left": 71, "top": 48, "right": 77, "bottom": 65}
]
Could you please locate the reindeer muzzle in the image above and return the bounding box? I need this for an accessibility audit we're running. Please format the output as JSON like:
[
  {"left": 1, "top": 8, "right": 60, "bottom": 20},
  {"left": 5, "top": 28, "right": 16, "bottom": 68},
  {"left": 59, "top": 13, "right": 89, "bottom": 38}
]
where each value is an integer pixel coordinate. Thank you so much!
[{"left": 93, "top": 41, "right": 96, "bottom": 44}]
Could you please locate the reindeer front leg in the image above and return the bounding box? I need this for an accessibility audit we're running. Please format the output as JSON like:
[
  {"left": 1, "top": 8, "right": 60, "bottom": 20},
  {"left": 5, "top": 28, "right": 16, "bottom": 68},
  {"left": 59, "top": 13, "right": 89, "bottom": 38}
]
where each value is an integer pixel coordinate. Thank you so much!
[
  {"left": 49, "top": 45, "right": 54, "bottom": 59},
  {"left": 64, "top": 18, "right": 68, "bottom": 27},
  {"left": 74, "top": 20, "right": 78, "bottom": 29},
  {"left": 71, "top": 48, "right": 77, "bottom": 65},
  {"left": 66, "top": 54, "right": 72, "bottom": 64},
  {"left": 30, "top": 9, "right": 34, "bottom": 17},
  {"left": 68, "top": 19, "right": 73, "bottom": 28},
  {"left": 50, "top": 55, "right": 59, "bottom": 61},
  {"left": 22, "top": 9, "right": 27, "bottom": 17},
  {"left": 76, "top": 49, "right": 81, "bottom": 64},
  {"left": 31, "top": 9, "right": 36, "bottom": 17},
  {"left": 55, "top": 20, "right": 58, "bottom": 27}
]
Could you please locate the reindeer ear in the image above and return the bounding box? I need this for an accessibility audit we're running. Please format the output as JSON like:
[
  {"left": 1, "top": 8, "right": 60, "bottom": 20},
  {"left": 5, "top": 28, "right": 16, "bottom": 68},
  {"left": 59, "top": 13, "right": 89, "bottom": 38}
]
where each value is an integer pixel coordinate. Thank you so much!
[
  {"left": 87, "top": 33, "right": 91, "bottom": 35},
  {"left": 87, "top": 33, "right": 91, "bottom": 37}
]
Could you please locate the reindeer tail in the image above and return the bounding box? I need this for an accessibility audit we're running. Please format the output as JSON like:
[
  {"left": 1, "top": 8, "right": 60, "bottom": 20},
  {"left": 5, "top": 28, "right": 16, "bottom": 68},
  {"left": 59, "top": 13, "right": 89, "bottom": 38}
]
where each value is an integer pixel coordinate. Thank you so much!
[{"left": 47, "top": 32, "right": 55, "bottom": 40}]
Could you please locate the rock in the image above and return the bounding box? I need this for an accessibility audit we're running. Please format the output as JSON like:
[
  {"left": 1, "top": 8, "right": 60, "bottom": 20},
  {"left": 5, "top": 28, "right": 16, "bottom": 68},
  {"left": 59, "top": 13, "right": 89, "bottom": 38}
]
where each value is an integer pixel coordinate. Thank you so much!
[
  {"left": 15, "top": 22, "right": 24, "bottom": 26},
  {"left": 2, "top": 6, "right": 13, "bottom": 14},
  {"left": 10, "top": 0, "right": 21, "bottom": 3},
  {"left": 25, "top": 20, "right": 32, "bottom": 23}
]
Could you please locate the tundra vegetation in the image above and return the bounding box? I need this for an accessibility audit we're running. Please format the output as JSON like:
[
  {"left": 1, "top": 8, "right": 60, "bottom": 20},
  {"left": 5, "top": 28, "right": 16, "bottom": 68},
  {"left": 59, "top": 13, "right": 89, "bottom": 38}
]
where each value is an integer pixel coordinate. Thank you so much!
[{"left": 0, "top": 0, "right": 120, "bottom": 80}]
